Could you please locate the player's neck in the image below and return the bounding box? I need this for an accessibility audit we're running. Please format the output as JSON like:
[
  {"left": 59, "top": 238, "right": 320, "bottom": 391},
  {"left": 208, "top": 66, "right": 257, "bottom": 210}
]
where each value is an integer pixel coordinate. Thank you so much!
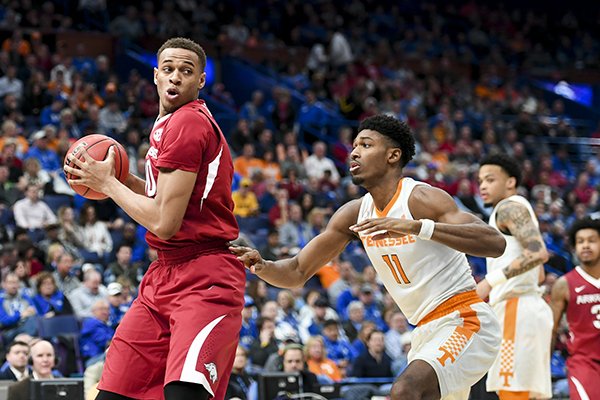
[
  {"left": 368, "top": 175, "right": 403, "bottom": 212},
  {"left": 581, "top": 263, "right": 600, "bottom": 279}
]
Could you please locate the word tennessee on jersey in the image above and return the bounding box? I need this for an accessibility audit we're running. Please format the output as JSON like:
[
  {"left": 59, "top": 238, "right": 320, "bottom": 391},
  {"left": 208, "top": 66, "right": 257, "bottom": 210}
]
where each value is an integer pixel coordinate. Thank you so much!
[{"left": 357, "top": 177, "right": 475, "bottom": 325}]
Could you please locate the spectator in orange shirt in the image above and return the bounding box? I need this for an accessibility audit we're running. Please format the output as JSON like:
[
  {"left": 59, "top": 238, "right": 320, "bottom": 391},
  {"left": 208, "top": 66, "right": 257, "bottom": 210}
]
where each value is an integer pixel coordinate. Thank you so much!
[
  {"left": 305, "top": 335, "right": 342, "bottom": 382},
  {"left": 233, "top": 143, "right": 264, "bottom": 178}
]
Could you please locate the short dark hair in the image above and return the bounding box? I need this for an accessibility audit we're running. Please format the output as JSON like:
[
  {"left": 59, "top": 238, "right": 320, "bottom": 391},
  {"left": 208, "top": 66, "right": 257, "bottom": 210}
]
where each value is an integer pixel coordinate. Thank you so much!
[
  {"left": 568, "top": 217, "right": 600, "bottom": 247},
  {"left": 479, "top": 153, "right": 522, "bottom": 187},
  {"left": 7, "top": 340, "right": 29, "bottom": 353},
  {"left": 358, "top": 114, "right": 415, "bottom": 167},
  {"left": 323, "top": 319, "right": 338, "bottom": 329},
  {"left": 157, "top": 37, "right": 207, "bottom": 71}
]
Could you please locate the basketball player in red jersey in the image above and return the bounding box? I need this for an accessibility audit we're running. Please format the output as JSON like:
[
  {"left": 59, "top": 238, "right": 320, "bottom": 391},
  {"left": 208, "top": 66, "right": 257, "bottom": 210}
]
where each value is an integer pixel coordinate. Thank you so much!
[
  {"left": 550, "top": 217, "right": 600, "bottom": 400},
  {"left": 64, "top": 38, "right": 245, "bottom": 400}
]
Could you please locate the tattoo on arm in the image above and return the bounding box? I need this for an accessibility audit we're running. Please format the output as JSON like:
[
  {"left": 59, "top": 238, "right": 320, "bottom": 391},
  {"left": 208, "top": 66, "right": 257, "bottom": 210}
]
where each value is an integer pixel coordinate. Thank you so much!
[{"left": 497, "top": 201, "right": 548, "bottom": 279}]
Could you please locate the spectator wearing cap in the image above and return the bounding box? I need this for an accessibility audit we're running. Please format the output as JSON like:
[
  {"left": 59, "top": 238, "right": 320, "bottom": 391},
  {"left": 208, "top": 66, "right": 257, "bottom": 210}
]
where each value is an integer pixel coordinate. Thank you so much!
[
  {"left": 232, "top": 178, "right": 259, "bottom": 218},
  {"left": 239, "top": 295, "right": 258, "bottom": 348},
  {"left": 24, "top": 129, "right": 60, "bottom": 172},
  {"left": 321, "top": 319, "right": 357, "bottom": 372},
  {"left": 106, "top": 282, "right": 129, "bottom": 330},
  {"left": 300, "top": 296, "right": 333, "bottom": 342},
  {"left": 31, "top": 271, "right": 73, "bottom": 317},
  {"left": 358, "top": 283, "right": 387, "bottom": 331},
  {"left": 80, "top": 299, "right": 114, "bottom": 367}
]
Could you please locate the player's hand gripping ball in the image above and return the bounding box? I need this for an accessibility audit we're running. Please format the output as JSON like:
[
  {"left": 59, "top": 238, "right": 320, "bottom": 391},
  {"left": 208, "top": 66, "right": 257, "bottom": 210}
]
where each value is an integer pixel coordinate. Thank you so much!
[{"left": 64, "top": 134, "right": 129, "bottom": 200}]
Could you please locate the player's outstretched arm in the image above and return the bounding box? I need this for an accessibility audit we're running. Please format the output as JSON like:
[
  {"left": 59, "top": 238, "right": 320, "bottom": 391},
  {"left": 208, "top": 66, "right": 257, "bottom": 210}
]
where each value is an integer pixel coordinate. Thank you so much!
[
  {"left": 549, "top": 276, "right": 568, "bottom": 351},
  {"left": 398, "top": 185, "right": 504, "bottom": 257},
  {"left": 231, "top": 200, "right": 360, "bottom": 288},
  {"left": 65, "top": 147, "right": 195, "bottom": 240}
]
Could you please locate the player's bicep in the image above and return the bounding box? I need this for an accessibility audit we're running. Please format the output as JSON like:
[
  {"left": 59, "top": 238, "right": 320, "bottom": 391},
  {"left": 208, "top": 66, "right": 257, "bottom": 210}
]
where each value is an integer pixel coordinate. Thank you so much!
[
  {"left": 153, "top": 168, "right": 197, "bottom": 238},
  {"left": 497, "top": 202, "right": 547, "bottom": 255},
  {"left": 412, "top": 186, "right": 486, "bottom": 225}
]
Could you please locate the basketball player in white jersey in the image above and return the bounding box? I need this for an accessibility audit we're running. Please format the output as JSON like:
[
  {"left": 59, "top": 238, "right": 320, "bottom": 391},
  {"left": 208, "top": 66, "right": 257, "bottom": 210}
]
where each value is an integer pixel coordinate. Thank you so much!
[
  {"left": 477, "top": 154, "right": 553, "bottom": 400},
  {"left": 232, "top": 114, "right": 505, "bottom": 400}
]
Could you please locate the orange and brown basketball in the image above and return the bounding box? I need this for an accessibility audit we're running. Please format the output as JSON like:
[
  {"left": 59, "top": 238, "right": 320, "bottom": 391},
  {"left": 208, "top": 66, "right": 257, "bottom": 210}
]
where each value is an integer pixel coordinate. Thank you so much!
[{"left": 64, "top": 134, "right": 129, "bottom": 200}]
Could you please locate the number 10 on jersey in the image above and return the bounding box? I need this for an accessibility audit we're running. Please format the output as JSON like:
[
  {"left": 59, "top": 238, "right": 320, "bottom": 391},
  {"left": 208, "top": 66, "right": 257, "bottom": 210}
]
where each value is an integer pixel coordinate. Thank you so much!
[{"left": 382, "top": 254, "right": 411, "bottom": 284}]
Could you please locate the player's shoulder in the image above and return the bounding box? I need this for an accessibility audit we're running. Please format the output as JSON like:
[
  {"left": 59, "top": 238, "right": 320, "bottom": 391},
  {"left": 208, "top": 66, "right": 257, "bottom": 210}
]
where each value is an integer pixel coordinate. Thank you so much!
[{"left": 170, "top": 100, "right": 211, "bottom": 125}]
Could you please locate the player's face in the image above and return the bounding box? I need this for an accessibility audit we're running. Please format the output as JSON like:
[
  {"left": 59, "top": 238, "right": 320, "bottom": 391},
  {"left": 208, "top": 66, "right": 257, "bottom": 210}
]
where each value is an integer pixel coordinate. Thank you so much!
[
  {"left": 154, "top": 48, "right": 206, "bottom": 117},
  {"left": 350, "top": 130, "right": 400, "bottom": 187},
  {"left": 575, "top": 228, "right": 600, "bottom": 267},
  {"left": 478, "top": 165, "right": 514, "bottom": 207}
]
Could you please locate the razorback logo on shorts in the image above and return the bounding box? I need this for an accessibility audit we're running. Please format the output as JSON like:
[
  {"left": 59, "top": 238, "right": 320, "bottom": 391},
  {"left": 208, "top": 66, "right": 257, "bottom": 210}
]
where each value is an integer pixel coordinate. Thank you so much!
[{"left": 204, "top": 362, "right": 217, "bottom": 383}]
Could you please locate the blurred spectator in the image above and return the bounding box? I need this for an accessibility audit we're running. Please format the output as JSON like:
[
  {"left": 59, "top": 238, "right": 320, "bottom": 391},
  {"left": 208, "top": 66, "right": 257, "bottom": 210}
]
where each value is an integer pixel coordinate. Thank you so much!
[
  {"left": 232, "top": 178, "right": 259, "bottom": 218},
  {"left": 0, "top": 340, "right": 30, "bottom": 381},
  {"left": 280, "top": 343, "right": 319, "bottom": 392},
  {"left": 0, "top": 66, "right": 23, "bottom": 101},
  {"left": 233, "top": 143, "right": 263, "bottom": 179},
  {"left": 248, "top": 316, "right": 278, "bottom": 368},
  {"left": 108, "top": 6, "right": 143, "bottom": 41},
  {"left": 0, "top": 119, "right": 28, "bottom": 157},
  {"left": 0, "top": 272, "right": 38, "bottom": 343},
  {"left": 32, "top": 271, "right": 74, "bottom": 317},
  {"left": 106, "top": 282, "right": 129, "bottom": 330},
  {"left": 225, "top": 345, "right": 255, "bottom": 400},
  {"left": 25, "top": 129, "right": 60, "bottom": 172},
  {"left": 342, "top": 300, "right": 365, "bottom": 343},
  {"left": 350, "top": 330, "right": 393, "bottom": 378},
  {"left": 68, "top": 269, "right": 107, "bottom": 319},
  {"left": 305, "top": 335, "right": 342, "bottom": 382},
  {"left": 104, "top": 244, "right": 142, "bottom": 287},
  {"left": 79, "top": 203, "right": 112, "bottom": 263},
  {"left": 271, "top": 88, "right": 296, "bottom": 133},
  {"left": 51, "top": 252, "right": 81, "bottom": 296},
  {"left": 239, "top": 295, "right": 258, "bottom": 349},
  {"left": 80, "top": 299, "right": 114, "bottom": 367},
  {"left": 384, "top": 311, "right": 410, "bottom": 370},
  {"left": 278, "top": 203, "right": 312, "bottom": 249},
  {"left": 13, "top": 184, "right": 57, "bottom": 232},
  {"left": 321, "top": 319, "right": 356, "bottom": 371},
  {"left": 304, "top": 141, "right": 340, "bottom": 185},
  {"left": 98, "top": 98, "right": 127, "bottom": 136},
  {"left": 328, "top": 261, "right": 356, "bottom": 305}
]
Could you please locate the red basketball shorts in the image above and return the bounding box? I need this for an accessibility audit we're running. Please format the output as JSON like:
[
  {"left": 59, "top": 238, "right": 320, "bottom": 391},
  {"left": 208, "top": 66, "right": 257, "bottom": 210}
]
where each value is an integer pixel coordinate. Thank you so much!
[
  {"left": 97, "top": 247, "right": 246, "bottom": 400},
  {"left": 567, "top": 356, "right": 600, "bottom": 400}
]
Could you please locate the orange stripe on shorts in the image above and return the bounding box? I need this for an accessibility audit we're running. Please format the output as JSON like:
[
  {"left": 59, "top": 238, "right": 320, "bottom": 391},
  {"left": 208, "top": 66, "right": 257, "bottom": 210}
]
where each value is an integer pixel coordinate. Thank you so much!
[{"left": 498, "top": 298, "right": 519, "bottom": 387}]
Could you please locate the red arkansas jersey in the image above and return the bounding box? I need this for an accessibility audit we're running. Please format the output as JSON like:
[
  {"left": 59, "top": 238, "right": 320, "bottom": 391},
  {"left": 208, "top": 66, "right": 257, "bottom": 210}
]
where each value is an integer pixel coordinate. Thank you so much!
[
  {"left": 144, "top": 99, "right": 238, "bottom": 250},
  {"left": 564, "top": 266, "right": 600, "bottom": 361}
]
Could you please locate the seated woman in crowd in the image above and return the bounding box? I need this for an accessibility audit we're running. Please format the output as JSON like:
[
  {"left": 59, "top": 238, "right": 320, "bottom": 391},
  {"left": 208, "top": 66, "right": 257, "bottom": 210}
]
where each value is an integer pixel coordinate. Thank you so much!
[
  {"left": 32, "top": 271, "right": 74, "bottom": 317},
  {"left": 304, "top": 335, "right": 342, "bottom": 383}
]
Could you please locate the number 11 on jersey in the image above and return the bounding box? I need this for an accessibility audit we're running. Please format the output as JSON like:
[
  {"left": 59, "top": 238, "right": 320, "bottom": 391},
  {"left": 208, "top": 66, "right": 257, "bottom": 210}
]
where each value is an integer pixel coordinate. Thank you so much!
[{"left": 382, "top": 254, "right": 410, "bottom": 284}]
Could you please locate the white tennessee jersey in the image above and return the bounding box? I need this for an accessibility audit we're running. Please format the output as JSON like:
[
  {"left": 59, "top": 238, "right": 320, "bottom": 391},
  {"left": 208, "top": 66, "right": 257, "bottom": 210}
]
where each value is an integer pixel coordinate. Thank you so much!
[
  {"left": 487, "top": 195, "right": 542, "bottom": 305},
  {"left": 357, "top": 177, "right": 475, "bottom": 325}
]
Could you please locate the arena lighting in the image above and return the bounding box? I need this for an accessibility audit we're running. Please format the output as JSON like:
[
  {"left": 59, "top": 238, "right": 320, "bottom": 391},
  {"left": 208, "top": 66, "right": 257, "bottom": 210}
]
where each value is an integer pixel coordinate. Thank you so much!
[{"left": 536, "top": 79, "right": 593, "bottom": 107}]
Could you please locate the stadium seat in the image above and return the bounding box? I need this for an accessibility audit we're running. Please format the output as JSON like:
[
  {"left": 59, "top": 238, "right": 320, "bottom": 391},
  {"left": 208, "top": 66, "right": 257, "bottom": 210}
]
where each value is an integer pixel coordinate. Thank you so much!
[{"left": 38, "top": 315, "right": 84, "bottom": 376}]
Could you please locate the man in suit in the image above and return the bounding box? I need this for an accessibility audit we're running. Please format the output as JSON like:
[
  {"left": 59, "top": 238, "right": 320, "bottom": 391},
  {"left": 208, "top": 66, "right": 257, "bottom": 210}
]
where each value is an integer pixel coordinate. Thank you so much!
[
  {"left": 8, "top": 339, "right": 56, "bottom": 400},
  {"left": 0, "top": 341, "right": 30, "bottom": 381}
]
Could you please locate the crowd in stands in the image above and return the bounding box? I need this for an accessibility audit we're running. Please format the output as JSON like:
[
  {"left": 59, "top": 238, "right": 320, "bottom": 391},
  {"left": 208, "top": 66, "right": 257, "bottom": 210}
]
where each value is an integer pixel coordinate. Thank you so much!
[{"left": 0, "top": 1, "right": 598, "bottom": 399}]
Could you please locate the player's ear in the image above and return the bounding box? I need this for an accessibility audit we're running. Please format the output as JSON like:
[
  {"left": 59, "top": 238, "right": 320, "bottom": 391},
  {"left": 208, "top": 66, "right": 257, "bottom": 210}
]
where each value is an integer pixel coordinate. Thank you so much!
[
  {"left": 388, "top": 148, "right": 402, "bottom": 165},
  {"left": 198, "top": 72, "right": 206, "bottom": 91},
  {"left": 153, "top": 67, "right": 158, "bottom": 85}
]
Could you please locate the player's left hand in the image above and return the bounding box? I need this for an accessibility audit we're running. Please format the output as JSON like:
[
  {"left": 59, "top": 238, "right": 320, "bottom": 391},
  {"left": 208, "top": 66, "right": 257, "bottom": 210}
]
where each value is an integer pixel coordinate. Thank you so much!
[
  {"left": 229, "top": 245, "right": 267, "bottom": 274},
  {"left": 64, "top": 146, "right": 116, "bottom": 193},
  {"left": 350, "top": 217, "right": 419, "bottom": 241}
]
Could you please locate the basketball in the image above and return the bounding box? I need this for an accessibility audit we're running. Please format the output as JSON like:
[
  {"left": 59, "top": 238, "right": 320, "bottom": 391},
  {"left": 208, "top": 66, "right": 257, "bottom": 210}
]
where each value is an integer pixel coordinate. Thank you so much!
[{"left": 64, "top": 134, "right": 129, "bottom": 200}]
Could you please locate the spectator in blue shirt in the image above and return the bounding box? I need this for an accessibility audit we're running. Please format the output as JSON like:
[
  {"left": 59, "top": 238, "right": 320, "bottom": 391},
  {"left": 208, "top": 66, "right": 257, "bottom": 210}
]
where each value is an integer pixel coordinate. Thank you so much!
[
  {"left": 32, "top": 272, "right": 74, "bottom": 317},
  {"left": 0, "top": 272, "right": 38, "bottom": 343},
  {"left": 239, "top": 295, "right": 258, "bottom": 349},
  {"left": 106, "top": 282, "right": 130, "bottom": 330},
  {"left": 25, "top": 130, "right": 60, "bottom": 172},
  {"left": 80, "top": 299, "right": 114, "bottom": 367},
  {"left": 321, "top": 319, "right": 356, "bottom": 372}
]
